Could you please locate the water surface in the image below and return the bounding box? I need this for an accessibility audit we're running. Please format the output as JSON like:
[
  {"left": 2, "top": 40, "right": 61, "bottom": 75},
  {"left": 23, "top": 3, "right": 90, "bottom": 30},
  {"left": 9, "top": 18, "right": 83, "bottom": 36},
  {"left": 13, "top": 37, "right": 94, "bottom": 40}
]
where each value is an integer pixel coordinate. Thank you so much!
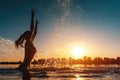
[{"left": 0, "top": 64, "right": 120, "bottom": 80}]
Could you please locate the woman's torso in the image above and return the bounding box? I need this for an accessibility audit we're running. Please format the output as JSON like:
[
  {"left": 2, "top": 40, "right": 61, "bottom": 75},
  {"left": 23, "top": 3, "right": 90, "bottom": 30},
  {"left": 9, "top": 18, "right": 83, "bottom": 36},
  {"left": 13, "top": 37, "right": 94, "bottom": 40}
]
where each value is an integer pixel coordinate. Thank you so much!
[{"left": 25, "top": 40, "right": 37, "bottom": 54}]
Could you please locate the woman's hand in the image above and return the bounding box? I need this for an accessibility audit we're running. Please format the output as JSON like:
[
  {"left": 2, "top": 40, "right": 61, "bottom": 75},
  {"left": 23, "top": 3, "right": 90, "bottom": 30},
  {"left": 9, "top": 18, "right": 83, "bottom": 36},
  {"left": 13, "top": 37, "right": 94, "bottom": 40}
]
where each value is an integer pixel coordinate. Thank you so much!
[
  {"left": 36, "top": 20, "right": 39, "bottom": 25},
  {"left": 31, "top": 9, "right": 35, "bottom": 16}
]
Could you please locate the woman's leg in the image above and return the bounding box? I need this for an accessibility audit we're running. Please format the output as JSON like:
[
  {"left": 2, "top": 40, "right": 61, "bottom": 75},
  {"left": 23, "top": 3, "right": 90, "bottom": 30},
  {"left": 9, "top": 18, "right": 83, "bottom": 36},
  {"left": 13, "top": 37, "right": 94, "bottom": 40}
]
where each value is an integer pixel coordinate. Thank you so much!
[
  {"left": 17, "top": 52, "right": 29, "bottom": 71},
  {"left": 27, "top": 53, "right": 35, "bottom": 68}
]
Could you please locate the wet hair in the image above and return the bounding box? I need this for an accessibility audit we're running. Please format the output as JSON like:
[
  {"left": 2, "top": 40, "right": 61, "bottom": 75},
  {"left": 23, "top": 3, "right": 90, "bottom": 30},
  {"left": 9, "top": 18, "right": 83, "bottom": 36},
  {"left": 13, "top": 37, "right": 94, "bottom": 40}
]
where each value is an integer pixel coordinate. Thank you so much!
[{"left": 15, "top": 31, "right": 30, "bottom": 48}]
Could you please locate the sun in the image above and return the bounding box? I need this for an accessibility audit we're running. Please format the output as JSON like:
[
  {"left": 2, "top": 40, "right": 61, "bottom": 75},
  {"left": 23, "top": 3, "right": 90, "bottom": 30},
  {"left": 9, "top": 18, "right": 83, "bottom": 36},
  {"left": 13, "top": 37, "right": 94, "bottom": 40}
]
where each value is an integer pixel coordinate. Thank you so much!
[{"left": 71, "top": 46, "right": 85, "bottom": 59}]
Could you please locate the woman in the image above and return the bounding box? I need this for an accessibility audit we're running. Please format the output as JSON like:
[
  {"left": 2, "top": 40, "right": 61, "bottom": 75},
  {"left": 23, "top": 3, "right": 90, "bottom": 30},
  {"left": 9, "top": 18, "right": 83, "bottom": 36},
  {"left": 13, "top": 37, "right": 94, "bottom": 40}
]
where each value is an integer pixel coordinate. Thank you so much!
[{"left": 15, "top": 9, "right": 38, "bottom": 71}]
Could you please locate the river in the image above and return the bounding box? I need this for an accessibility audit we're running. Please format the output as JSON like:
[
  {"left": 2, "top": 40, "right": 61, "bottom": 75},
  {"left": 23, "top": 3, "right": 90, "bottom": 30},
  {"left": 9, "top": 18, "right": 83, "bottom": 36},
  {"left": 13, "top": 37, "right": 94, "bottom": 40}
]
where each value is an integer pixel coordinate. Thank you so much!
[{"left": 0, "top": 64, "right": 120, "bottom": 80}]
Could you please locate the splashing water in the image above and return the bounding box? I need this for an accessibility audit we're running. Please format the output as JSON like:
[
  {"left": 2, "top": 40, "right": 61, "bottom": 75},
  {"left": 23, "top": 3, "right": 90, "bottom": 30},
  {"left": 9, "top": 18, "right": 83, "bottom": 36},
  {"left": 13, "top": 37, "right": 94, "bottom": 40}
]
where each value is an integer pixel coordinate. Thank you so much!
[
  {"left": 42, "top": 0, "right": 83, "bottom": 58},
  {"left": 35, "top": 0, "right": 83, "bottom": 61}
]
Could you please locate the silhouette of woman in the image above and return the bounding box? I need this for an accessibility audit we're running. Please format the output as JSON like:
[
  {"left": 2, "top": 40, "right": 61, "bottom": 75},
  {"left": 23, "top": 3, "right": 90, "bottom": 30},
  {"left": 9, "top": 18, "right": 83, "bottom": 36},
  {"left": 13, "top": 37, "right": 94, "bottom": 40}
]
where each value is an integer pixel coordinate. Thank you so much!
[{"left": 15, "top": 9, "right": 38, "bottom": 71}]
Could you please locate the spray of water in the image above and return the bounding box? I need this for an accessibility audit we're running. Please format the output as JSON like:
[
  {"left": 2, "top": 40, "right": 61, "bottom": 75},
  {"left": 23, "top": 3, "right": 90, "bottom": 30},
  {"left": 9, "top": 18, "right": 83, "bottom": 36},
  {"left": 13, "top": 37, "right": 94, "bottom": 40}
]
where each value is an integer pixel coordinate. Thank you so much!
[
  {"left": 48, "top": 0, "right": 83, "bottom": 58},
  {"left": 36, "top": 0, "right": 83, "bottom": 59}
]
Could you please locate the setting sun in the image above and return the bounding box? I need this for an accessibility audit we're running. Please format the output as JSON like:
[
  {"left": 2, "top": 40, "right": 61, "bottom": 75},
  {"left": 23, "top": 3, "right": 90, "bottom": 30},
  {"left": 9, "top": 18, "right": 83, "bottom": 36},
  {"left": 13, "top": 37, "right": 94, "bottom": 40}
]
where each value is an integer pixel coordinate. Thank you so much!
[{"left": 71, "top": 46, "right": 85, "bottom": 59}]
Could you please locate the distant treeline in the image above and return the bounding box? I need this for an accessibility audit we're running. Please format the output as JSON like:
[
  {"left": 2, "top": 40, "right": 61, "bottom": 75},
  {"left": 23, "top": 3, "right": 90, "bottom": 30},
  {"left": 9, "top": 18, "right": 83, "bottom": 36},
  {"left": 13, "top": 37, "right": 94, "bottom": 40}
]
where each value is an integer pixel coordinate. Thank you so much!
[
  {"left": 0, "top": 61, "right": 22, "bottom": 64},
  {"left": 0, "top": 56, "right": 120, "bottom": 65},
  {"left": 35, "top": 56, "right": 120, "bottom": 65}
]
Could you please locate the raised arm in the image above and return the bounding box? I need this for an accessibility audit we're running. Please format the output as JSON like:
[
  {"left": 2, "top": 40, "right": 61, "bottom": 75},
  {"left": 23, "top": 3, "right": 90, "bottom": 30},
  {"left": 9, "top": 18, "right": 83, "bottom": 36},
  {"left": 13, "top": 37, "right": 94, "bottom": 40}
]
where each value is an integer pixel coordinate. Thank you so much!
[
  {"left": 29, "top": 9, "right": 38, "bottom": 41},
  {"left": 28, "top": 9, "right": 35, "bottom": 41},
  {"left": 34, "top": 20, "right": 38, "bottom": 38},
  {"left": 30, "top": 9, "right": 34, "bottom": 32}
]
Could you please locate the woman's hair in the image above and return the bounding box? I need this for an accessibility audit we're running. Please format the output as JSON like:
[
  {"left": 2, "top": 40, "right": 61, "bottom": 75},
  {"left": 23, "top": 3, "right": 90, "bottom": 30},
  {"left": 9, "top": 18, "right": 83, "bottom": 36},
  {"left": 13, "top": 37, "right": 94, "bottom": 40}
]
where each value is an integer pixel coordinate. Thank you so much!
[
  {"left": 15, "top": 31, "right": 30, "bottom": 48},
  {"left": 15, "top": 33, "right": 24, "bottom": 48}
]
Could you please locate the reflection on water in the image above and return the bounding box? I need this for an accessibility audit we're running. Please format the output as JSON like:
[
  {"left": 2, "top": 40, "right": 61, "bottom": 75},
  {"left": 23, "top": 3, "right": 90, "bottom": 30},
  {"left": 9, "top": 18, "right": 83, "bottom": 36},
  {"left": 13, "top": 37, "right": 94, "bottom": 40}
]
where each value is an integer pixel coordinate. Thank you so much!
[
  {"left": 75, "top": 74, "right": 79, "bottom": 78},
  {"left": 75, "top": 75, "right": 84, "bottom": 80},
  {"left": 76, "top": 78, "right": 83, "bottom": 80},
  {"left": 0, "top": 64, "right": 18, "bottom": 68},
  {"left": 0, "top": 64, "right": 120, "bottom": 80}
]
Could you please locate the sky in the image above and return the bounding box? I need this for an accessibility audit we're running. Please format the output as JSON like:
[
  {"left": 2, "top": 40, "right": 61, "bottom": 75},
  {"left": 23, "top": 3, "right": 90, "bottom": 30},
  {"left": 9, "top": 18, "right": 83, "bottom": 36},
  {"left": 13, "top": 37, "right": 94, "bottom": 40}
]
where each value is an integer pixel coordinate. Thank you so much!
[{"left": 0, "top": 0, "right": 120, "bottom": 61}]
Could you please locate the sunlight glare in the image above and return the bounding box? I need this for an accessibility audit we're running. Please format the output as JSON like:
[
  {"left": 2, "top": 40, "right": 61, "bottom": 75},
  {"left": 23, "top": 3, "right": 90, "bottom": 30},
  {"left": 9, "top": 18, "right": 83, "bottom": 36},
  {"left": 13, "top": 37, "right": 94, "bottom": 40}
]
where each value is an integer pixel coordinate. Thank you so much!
[
  {"left": 71, "top": 46, "right": 85, "bottom": 59},
  {"left": 76, "top": 78, "right": 83, "bottom": 80}
]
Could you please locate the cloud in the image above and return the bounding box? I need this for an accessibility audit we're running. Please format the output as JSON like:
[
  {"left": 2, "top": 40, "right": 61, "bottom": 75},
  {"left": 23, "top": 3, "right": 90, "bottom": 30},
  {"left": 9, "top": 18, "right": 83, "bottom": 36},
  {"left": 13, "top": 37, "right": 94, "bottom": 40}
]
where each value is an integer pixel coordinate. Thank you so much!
[{"left": 0, "top": 36, "right": 24, "bottom": 61}]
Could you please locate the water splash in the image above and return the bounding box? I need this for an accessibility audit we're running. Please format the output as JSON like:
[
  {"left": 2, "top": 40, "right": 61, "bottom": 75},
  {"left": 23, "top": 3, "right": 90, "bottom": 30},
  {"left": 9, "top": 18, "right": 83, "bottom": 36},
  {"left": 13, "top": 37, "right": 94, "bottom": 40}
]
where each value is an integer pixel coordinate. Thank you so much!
[
  {"left": 36, "top": 0, "right": 83, "bottom": 58},
  {"left": 49, "top": 0, "right": 83, "bottom": 58}
]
